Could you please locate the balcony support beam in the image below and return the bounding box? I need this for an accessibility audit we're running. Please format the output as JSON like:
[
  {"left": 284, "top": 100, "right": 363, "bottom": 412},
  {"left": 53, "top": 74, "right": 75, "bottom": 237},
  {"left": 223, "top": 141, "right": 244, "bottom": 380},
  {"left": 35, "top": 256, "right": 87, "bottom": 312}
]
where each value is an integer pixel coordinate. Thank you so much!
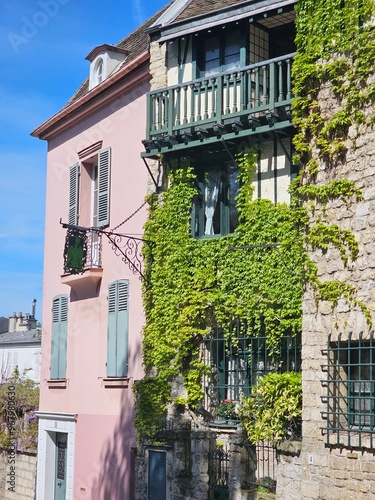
[{"left": 141, "top": 119, "right": 294, "bottom": 158}]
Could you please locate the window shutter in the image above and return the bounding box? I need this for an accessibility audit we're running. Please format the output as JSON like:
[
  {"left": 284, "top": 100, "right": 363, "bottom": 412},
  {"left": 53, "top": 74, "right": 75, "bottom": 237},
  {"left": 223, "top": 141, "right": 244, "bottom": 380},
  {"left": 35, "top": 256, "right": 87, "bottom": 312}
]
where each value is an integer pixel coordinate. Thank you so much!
[
  {"left": 69, "top": 163, "right": 79, "bottom": 226},
  {"left": 107, "top": 280, "right": 129, "bottom": 377},
  {"left": 51, "top": 295, "right": 68, "bottom": 379},
  {"left": 116, "top": 280, "right": 129, "bottom": 377},
  {"left": 107, "top": 282, "right": 117, "bottom": 377},
  {"left": 97, "top": 147, "right": 111, "bottom": 227}
]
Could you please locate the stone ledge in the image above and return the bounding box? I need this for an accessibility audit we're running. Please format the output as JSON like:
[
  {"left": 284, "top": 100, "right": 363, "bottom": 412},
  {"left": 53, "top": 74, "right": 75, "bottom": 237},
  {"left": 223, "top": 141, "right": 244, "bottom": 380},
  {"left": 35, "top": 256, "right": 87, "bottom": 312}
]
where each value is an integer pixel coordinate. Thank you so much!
[{"left": 276, "top": 440, "right": 302, "bottom": 456}]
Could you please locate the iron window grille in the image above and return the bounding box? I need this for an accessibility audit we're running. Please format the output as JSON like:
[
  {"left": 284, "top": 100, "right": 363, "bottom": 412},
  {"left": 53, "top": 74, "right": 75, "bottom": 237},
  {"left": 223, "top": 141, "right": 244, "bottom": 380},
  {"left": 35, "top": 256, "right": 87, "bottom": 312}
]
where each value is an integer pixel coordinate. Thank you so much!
[
  {"left": 203, "top": 319, "right": 301, "bottom": 423},
  {"left": 321, "top": 332, "right": 375, "bottom": 449}
]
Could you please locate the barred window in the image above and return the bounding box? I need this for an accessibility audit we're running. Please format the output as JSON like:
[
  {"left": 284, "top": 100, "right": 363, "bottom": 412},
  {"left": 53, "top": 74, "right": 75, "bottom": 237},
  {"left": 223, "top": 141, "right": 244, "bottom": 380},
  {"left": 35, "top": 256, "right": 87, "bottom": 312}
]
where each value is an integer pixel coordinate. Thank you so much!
[
  {"left": 322, "top": 333, "right": 375, "bottom": 448},
  {"left": 202, "top": 319, "right": 300, "bottom": 424}
]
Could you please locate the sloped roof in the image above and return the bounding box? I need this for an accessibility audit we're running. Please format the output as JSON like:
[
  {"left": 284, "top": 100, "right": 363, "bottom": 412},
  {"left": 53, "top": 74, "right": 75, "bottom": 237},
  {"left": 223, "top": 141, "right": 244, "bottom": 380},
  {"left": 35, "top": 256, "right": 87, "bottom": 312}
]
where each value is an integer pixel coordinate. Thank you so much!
[
  {"left": 0, "top": 330, "right": 41, "bottom": 345},
  {"left": 31, "top": 2, "right": 173, "bottom": 139},
  {"left": 65, "top": 3, "right": 173, "bottom": 107},
  {"left": 174, "top": 0, "right": 249, "bottom": 22}
]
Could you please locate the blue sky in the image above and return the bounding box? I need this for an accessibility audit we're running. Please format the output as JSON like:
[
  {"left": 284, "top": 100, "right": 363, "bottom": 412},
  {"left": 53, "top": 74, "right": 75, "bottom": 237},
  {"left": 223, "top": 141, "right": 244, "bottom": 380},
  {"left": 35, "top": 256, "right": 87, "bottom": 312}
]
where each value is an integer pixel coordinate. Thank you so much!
[{"left": 0, "top": 0, "right": 168, "bottom": 320}]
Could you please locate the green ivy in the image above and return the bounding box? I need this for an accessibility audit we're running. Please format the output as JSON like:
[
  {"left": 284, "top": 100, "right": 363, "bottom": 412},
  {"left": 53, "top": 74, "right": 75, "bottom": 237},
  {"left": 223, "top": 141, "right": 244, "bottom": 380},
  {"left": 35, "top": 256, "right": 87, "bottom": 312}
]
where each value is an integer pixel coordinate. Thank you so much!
[
  {"left": 134, "top": 0, "right": 374, "bottom": 439},
  {"left": 290, "top": 0, "right": 374, "bottom": 333},
  {"left": 135, "top": 151, "right": 306, "bottom": 438},
  {"left": 292, "top": 0, "right": 375, "bottom": 164},
  {"left": 239, "top": 372, "right": 302, "bottom": 444}
]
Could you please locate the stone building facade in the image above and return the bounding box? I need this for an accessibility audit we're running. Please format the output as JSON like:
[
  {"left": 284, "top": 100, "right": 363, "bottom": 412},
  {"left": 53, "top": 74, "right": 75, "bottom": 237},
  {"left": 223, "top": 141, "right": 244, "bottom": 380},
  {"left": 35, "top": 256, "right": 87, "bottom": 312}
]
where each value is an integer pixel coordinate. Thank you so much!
[{"left": 287, "top": 74, "right": 375, "bottom": 499}]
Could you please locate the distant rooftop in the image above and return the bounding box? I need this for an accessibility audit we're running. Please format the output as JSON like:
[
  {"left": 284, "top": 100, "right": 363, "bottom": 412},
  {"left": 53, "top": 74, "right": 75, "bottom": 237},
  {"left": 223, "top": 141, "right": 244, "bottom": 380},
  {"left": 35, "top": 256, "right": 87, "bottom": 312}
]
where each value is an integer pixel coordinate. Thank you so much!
[{"left": 0, "top": 329, "right": 41, "bottom": 345}]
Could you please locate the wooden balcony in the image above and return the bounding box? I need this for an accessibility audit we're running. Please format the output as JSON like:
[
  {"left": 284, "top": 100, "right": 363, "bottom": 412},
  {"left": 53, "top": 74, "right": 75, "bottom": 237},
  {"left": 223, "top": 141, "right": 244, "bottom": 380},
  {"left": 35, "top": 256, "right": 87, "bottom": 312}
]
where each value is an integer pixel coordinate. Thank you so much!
[{"left": 142, "top": 53, "right": 295, "bottom": 157}]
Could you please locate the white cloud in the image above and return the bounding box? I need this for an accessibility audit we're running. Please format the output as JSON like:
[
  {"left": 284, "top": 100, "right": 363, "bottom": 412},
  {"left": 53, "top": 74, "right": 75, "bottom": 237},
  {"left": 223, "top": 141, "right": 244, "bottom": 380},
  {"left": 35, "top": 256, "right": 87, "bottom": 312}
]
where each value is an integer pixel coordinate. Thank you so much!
[{"left": 132, "top": 0, "right": 145, "bottom": 25}]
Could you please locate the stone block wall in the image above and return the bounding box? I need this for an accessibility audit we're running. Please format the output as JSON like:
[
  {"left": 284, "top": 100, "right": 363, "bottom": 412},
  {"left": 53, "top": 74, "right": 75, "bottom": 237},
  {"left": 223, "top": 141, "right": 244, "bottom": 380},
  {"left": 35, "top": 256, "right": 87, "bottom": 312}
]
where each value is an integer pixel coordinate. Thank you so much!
[
  {"left": 276, "top": 442, "right": 301, "bottom": 500},
  {"left": 277, "top": 70, "right": 375, "bottom": 498},
  {"left": 134, "top": 425, "right": 258, "bottom": 500},
  {"left": 0, "top": 451, "right": 36, "bottom": 500},
  {"left": 149, "top": 38, "right": 167, "bottom": 92}
]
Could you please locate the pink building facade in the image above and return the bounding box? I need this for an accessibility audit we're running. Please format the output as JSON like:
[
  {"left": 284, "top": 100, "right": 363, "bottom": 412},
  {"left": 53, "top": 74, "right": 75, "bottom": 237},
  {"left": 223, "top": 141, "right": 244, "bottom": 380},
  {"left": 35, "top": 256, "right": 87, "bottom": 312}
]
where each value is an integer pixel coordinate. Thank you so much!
[{"left": 31, "top": 17, "right": 158, "bottom": 500}]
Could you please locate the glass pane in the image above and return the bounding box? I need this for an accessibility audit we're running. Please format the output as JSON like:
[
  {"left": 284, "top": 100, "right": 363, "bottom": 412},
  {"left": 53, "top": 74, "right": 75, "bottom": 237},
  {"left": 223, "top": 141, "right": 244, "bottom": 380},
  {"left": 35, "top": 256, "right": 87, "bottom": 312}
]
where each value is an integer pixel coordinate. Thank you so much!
[
  {"left": 204, "top": 37, "right": 220, "bottom": 76},
  {"left": 224, "top": 32, "right": 241, "bottom": 71},
  {"left": 228, "top": 163, "right": 239, "bottom": 233},
  {"left": 205, "top": 59, "right": 220, "bottom": 77},
  {"left": 204, "top": 170, "right": 221, "bottom": 235},
  {"left": 205, "top": 37, "right": 220, "bottom": 60},
  {"left": 224, "top": 55, "right": 241, "bottom": 73}
]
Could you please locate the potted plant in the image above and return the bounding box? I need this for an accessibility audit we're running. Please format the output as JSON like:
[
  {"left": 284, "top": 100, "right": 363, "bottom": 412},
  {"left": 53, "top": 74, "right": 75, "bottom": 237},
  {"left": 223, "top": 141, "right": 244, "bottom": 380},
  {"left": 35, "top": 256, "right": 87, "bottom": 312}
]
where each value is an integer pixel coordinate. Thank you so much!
[{"left": 216, "top": 400, "right": 237, "bottom": 422}]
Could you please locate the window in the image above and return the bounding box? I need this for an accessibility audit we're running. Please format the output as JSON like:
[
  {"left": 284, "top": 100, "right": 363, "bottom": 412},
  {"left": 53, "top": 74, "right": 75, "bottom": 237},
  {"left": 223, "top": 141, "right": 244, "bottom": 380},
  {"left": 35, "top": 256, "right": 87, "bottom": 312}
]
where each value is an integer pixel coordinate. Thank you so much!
[
  {"left": 67, "top": 147, "right": 110, "bottom": 270},
  {"left": 203, "top": 320, "right": 301, "bottom": 419},
  {"left": 90, "top": 163, "right": 100, "bottom": 266},
  {"left": 192, "top": 160, "right": 239, "bottom": 237},
  {"left": 50, "top": 295, "right": 68, "bottom": 380},
  {"left": 95, "top": 58, "right": 103, "bottom": 84},
  {"left": 107, "top": 280, "right": 129, "bottom": 378},
  {"left": 68, "top": 147, "right": 111, "bottom": 228},
  {"left": 323, "top": 333, "right": 375, "bottom": 447},
  {"left": 198, "top": 28, "right": 243, "bottom": 77}
]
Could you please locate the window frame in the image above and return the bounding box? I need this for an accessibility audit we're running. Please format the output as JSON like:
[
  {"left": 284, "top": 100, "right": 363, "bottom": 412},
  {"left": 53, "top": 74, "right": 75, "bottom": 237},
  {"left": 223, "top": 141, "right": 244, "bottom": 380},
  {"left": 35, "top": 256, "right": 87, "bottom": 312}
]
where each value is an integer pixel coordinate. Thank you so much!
[
  {"left": 191, "top": 159, "right": 239, "bottom": 238},
  {"left": 196, "top": 23, "right": 247, "bottom": 78},
  {"left": 68, "top": 146, "right": 111, "bottom": 228},
  {"left": 203, "top": 320, "right": 301, "bottom": 423},
  {"left": 95, "top": 58, "right": 103, "bottom": 85},
  {"left": 323, "top": 333, "right": 375, "bottom": 448}
]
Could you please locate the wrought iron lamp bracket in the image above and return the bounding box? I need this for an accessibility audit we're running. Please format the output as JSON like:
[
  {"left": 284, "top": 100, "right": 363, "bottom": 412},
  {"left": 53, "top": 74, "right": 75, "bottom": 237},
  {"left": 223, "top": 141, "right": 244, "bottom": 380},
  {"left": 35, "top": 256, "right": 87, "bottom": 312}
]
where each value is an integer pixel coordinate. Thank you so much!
[{"left": 60, "top": 220, "right": 152, "bottom": 281}]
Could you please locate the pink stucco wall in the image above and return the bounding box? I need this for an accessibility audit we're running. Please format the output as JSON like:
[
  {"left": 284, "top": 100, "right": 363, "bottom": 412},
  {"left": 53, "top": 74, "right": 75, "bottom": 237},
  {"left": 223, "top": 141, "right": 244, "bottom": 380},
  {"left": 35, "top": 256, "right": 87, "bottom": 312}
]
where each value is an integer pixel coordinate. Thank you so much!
[
  {"left": 72, "top": 414, "right": 136, "bottom": 500},
  {"left": 40, "top": 76, "right": 150, "bottom": 499}
]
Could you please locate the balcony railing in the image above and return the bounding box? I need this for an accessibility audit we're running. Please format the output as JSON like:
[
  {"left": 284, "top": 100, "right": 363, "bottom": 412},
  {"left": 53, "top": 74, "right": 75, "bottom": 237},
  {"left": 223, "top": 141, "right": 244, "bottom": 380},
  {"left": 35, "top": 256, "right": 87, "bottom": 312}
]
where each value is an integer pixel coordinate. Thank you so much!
[
  {"left": 145, "top": 52, "right": 295, "bottom": 146},
  {"left": 63, "top": 226, "right": 102, "bottom": 275}
]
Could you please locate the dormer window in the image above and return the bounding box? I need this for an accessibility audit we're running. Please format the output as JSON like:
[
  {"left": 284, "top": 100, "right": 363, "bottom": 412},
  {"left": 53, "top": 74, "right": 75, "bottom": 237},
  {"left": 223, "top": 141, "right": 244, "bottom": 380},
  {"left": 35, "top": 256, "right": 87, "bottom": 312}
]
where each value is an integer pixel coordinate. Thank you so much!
[{"left": 86, "top": 44, "right": 129, "bottom": 90}]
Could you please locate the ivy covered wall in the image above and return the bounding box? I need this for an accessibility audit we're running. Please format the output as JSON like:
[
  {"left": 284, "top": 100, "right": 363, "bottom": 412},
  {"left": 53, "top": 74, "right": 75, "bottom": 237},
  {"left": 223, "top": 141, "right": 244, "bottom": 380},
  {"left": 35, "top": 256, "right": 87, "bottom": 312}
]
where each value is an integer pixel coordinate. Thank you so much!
[
  {"left": 134, "top": 150, "right": 306, "bottom": 437},
  {"left": 280, "top": 0, "right": 375, "bottom": 498},
  {"left": 134, "top": 0, "right": 375, "bottom": 444}
]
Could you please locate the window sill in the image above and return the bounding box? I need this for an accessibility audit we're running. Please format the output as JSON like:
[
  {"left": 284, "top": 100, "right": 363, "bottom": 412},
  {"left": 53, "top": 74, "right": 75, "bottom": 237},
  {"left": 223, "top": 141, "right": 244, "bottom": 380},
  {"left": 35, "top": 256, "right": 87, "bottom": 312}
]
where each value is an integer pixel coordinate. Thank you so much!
[
  {"left": 208, "top": 419, "right": 239, "bottom": 429},
  {"left": 47, "top": 379, "right": 68, "bottom": 389},
  {"left": 102, "top": 377, "right": 130, "bottom": 388},
  {"left": 193, "top": 232, "right": 238, "bottom": 240}
]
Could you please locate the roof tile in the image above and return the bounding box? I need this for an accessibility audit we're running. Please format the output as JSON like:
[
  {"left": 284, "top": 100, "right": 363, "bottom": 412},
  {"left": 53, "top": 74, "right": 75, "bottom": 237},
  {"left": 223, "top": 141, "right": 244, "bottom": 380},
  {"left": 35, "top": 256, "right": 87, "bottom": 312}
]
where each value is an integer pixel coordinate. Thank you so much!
[
  {"left": 66, "top": 2, "right": 172, "bottom": 106},
  {"left": 174, "top": 0, "right": 248, "bottom": 22}
]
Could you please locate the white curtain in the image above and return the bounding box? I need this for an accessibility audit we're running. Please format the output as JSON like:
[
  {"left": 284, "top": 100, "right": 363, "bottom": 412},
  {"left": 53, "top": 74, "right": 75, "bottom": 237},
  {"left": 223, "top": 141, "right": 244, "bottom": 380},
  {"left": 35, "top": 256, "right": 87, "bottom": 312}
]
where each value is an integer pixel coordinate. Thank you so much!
[{"left": 204, "top": 171, "right": 220, "bottom": 235}]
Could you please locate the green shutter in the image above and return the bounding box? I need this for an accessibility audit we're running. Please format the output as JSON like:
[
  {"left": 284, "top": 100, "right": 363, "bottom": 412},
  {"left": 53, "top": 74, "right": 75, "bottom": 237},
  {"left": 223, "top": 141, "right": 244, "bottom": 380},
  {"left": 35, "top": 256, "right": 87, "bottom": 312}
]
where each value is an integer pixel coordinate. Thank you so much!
[
  {"left": 50, "top": 295, "right": 68, "bottom": 379},
  {"left": 97, "top": 147, "right": 111, "bottom": 227},
  {"left": 107, "top": 280, "right": 129, "bottom": 377},
  {"left": 116, "top": 280, "right": 129, "bottom": 377},
  {"left": 107, "top": 282, "right": 117, "bottom": 377},
  {"left": 68, "top": 163, "right": 79, "bottom": 226}
]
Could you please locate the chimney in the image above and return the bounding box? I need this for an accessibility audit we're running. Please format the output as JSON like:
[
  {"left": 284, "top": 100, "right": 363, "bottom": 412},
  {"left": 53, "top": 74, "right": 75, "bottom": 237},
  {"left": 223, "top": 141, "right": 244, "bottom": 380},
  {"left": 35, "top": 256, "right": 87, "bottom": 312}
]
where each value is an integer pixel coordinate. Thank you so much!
[
  {"left": 31, "top": 299, "right": 37, "bottom": 319},
  {"left": 9, "top": 313, "right": 17, "bottom": 332}
]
